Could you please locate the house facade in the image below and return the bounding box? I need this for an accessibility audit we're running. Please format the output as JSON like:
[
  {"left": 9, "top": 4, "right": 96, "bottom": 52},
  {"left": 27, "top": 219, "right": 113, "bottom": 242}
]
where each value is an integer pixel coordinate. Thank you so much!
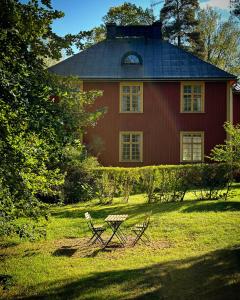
[{"left": 50, "top": 23, "right": 239, "bottom": 167}]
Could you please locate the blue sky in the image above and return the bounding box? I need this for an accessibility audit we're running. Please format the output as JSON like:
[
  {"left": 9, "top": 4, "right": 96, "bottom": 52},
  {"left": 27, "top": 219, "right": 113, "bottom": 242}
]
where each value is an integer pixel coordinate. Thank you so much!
[{"left": 50, "top": 0, "right": 231, "bottom": 36}]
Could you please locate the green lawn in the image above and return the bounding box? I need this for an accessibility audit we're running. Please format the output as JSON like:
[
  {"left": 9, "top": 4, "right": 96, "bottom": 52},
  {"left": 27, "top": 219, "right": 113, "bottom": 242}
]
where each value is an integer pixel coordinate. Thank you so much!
[{"left": 1, "top": 190, "right": 240, "bottom": 299}]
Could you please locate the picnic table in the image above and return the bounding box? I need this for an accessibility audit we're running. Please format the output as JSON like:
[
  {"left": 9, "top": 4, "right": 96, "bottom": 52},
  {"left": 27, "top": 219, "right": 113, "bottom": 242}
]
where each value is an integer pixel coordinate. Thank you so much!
[{"left": 103, "top": 214, "right": 128, "bottom": 248}]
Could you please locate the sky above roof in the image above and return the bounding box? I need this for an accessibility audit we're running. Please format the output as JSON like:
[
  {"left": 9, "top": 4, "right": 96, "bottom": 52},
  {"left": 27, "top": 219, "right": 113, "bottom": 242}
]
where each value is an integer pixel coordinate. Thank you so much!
[{"left": 48, "top": 0, "right": 231, "bottom": 36}]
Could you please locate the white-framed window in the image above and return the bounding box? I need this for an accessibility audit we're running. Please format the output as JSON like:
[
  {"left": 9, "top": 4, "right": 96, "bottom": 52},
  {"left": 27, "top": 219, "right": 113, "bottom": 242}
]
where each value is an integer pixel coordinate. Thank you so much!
[
  {"left": 119, "top": 131, "right": 143, "bottom": 162},
  {"left": 180, "top": 132, "right": 204, "bottom": 162},
  {"left": 120, "top": 82, "right": 143, "bottom": 113},
  {"left": 181, "top": 82, "right": 205, "bottom": 113}
]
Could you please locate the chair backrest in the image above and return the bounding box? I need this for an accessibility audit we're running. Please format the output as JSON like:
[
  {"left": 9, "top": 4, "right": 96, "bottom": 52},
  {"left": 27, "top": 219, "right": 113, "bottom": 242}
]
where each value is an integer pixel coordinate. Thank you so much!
[
  {"left": 143, "top": 211, "right": 152, "bottom": 228},
  {"left": 85, "top": 212, "right": 94, "bottom": 231}
]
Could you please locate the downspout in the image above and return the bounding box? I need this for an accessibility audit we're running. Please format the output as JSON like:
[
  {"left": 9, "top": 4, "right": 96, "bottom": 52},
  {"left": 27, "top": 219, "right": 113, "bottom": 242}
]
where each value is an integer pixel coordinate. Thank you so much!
[{"left": 226, "top": 81, "right": 233, "bottom": 140}]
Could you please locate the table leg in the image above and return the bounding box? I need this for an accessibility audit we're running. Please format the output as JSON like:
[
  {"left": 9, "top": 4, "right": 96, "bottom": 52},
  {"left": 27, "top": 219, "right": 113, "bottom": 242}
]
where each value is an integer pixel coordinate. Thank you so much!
[{"left": 103, "top": 221, "right": 125, "bottom": 249}]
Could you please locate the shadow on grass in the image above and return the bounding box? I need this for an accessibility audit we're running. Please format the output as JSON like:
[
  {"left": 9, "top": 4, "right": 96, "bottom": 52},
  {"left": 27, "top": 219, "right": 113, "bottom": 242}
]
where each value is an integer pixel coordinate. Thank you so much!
[
  {"left": 52, "top": 199, "right": 240, "bottom": 221},
  {"left": 52, "top": 246, "right": 78, "bottom": 257},
  {"left": 22, "top": 246, "right": 240, "bottom": 300},
  {"left": 182, "top": 201, "right": 240, "bottom": 213},
  {"left": 51, "top": 200, "right": 194, "bottom": 220}
]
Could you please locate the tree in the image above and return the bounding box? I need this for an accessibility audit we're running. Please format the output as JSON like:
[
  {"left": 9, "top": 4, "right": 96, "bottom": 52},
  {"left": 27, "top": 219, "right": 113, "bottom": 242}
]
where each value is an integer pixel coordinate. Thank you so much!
[
  {"left": 103, "top": 2, "right": 155, "bottom": 25},
  {"left": 0, "top": 0, "right": 102, "bottom": 238},
  {"left": 80, "top": 2, "right": 155, "bottom": 49},
  {"left": 210, "top": 122, "right": 240, "bottom": 164},
  {"left": 160, "top": 0, "right": 203, "bottom": 57},
  {"left": 209, "top": 122, "right": 240, "bottom": 199},
  {"left": 197, "top": 7, "right": 240, "bottom": 75}
]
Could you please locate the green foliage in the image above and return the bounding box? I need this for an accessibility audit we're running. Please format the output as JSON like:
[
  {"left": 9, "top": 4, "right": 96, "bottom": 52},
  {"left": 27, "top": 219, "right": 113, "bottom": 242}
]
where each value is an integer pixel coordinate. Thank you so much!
[
  {"left": 79, "top": 2, "right": 155, "bottom": 49},
  {"left": 103, "top": 2, "right": 155, "bottom": 25},
  {"left": 0, "top": 0, "right": 102, "bottom": 238},
  {"left": 93, "top": 164, "right": 231, "bottom": 204},
  {"left": 209, "top": 122, "right": 240, "bottom": 164},
  {"left": 160, "top": 0, "right": 203, "bottom": 57},
  {"left": 94, "top": 167, "right": 140, "bottom": 204},
  {"left": 62, "top": 142, "right": 100, "bottom": 203},
  {"left": 188, "top": 164, "right": 231, "bottom": 200},
  {"left": 197, "top": 7, "right": 240, "bottom": 76}
]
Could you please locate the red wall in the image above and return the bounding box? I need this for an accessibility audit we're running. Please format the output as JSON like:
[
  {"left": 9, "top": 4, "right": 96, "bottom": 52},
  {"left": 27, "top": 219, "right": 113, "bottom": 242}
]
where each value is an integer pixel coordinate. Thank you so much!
[
  {"left": 233, "top": 93, "right": 240, "bottom": 125},
  {"left": 84, "top": 81, "right": 227, "bottom": 166}
]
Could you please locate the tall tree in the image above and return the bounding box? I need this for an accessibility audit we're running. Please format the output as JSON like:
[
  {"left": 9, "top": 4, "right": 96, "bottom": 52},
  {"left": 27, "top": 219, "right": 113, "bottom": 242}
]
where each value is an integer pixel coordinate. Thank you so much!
[
  {"left": 81, "top": 2, "right": 155, "bottom": 49},
  {"left": 103, "top": 2, "right": 155, "bottom": 25},
  {"left": 160, "top": 0, "right": 203, "bottom": 56},
  {"left": 0, "top": 0, "right": 102, "bottom": 238},
  {"left": 197, "top": 7, "right": 240, "bottom": 75}
]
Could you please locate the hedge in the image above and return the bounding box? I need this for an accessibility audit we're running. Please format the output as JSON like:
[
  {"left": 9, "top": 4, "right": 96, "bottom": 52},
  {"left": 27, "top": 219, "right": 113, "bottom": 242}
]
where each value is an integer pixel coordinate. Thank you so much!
[{"left": 92, "top": 163, "right": 232, "bottom": 203}]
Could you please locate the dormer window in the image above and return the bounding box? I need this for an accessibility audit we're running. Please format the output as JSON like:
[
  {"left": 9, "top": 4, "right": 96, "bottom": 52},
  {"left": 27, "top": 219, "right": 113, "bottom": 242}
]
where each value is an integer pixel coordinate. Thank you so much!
[{"left": 121, "top": 52, "right": 142, "bottom": 65}]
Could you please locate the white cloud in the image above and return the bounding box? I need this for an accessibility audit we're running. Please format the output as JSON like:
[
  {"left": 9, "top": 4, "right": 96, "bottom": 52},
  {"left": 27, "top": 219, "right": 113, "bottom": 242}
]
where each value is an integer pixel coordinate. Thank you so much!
[{"left": 200, "top": 0, "right": 230, "bottom": 10}]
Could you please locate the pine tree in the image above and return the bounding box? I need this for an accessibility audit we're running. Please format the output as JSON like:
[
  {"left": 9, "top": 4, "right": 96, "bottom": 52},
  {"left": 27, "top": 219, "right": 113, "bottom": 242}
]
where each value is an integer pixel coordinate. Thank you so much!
[{"left": 160, "top": 0, "right": 203, "bottom": 56}]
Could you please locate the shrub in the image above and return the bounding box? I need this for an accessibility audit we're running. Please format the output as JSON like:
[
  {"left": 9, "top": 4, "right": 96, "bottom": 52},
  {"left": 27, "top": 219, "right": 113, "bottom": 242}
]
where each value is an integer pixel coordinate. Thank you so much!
[
  {"left": 62, "top": 143, "right": 99, "bottom": 203},
  {"left": 189, "top": 163, "right": 231, "bottom": 200}
]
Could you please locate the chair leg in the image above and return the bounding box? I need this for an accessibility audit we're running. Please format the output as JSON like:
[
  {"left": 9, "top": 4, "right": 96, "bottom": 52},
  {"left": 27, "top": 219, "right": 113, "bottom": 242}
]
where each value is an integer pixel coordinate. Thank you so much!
[
  {"left": 91, "top": 231, "right": 105, "bottom": 245},
  {"left": 132, "top": 229, "right": 150, "bottom": 246}
]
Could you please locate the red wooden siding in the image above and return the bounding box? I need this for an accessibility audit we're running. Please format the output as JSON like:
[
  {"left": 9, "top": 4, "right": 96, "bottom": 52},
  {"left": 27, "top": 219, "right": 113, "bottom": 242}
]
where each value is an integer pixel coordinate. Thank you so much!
[
  {"left": 233, "top": 93, "right": 240, "bottom": 125},
  {"left": 84, "top": 81, "right": 227, "bottom": 166}
]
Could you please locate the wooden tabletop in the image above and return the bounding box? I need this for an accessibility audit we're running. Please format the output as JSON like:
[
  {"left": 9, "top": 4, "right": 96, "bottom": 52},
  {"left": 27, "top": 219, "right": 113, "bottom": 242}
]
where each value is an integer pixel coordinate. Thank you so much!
[{"left": 105, "top": 214, "right": 128, "bottom": 222}]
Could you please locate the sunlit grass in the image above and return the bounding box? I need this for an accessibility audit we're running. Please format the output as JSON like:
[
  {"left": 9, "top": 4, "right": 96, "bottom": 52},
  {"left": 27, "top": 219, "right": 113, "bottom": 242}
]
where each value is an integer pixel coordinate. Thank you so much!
[{"left": 1, "top": 188, "right": 240, "bottom": 299}]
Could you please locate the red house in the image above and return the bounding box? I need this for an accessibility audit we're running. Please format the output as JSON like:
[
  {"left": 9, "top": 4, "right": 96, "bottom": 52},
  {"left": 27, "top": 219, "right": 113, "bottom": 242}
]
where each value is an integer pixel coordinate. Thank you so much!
[{"left": 50, "top": 23, "right": 240, "bottom": 167}]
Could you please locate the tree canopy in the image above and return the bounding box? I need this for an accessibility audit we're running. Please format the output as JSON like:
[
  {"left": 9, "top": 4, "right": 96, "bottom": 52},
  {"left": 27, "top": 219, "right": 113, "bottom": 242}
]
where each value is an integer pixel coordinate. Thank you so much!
[
  {"left": 197, "top": 7, "right": 240, "bottom": 76},
  {"left": 160, "top": 0, "right": 203, "bottom": 57},
  {"left": 79, "top": 2, "right": 155, "bottom": 49},
  {"left": 0, "top": 0, "right": 102, "bottom": 238}
]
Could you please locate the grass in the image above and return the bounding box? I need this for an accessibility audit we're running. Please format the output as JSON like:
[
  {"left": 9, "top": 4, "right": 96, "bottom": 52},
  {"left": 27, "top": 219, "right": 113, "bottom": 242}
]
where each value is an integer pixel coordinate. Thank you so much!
[{"left": 1, "top": 189, "right": 240, "bottom": 299}]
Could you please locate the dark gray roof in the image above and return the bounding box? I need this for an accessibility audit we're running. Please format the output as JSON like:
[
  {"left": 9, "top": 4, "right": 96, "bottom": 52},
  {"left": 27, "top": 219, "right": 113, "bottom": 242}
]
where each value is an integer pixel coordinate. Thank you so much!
[{"left": 50, "top": 38, "right": 236, "bottom": 80}]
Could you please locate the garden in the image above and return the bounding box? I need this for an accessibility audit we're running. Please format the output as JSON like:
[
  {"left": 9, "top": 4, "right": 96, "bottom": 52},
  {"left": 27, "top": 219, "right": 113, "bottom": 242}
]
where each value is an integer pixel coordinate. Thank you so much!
[{"left": 1, "top": 0, "right": 240, "bottom": 299}]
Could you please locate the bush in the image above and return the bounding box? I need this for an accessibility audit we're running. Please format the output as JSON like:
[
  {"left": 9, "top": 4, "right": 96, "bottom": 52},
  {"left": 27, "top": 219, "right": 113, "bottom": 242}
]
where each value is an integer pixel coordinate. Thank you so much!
[
  {"left": 189, "top": 163, "right": 231, "bottom": 200},
  {"left": 62, "top": 143, "right": 99, "bottom": 203}
]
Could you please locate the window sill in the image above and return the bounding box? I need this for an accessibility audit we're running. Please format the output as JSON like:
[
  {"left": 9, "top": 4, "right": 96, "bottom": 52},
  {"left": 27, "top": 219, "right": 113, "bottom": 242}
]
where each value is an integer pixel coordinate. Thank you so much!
[
  {"left": 119, "top": 111, "right": 143, "bottom": 114},
  {"left": 180, "top": 111, "right": 205, "bottom": 114},
  {"left": 119, "top": 160, "right": 143, "bottom": 163}
]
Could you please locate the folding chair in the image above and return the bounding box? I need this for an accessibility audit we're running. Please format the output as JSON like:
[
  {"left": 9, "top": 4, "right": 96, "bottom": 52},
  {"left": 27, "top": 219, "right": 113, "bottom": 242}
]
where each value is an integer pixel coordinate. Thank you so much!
[
  {"left": 85, "top": 212, "right": 106, "bottom": 245},
  {"left": 131, "top": 211, "right": 151, "bottom": 246}
]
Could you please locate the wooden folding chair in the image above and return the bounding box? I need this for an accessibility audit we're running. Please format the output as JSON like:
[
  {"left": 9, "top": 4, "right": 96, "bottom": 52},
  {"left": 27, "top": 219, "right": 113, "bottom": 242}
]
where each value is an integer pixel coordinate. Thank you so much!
[
  {"left": 131, "top": 211, "right": 151, "bottom": 246},
  {"left": 85, "top": 212, "right": 106, "bottom": 245}
]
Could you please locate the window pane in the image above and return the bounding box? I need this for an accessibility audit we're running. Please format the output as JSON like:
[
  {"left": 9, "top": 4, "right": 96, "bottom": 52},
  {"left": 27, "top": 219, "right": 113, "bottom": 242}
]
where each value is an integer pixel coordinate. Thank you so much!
[
  {"left": 183, "top": 136, "right": 192, "bottom": 143},
  {"left": 122, "top": 134, "right": 130, "bottom": 143},
  {"left": 124, "top": 55, "right": 140, "bottom": 64},
  {"left": 193, "top": 95, "right": 201, "bottom": 112},
  {"left": 132, "top": 86, "right": 140, "bottom": 94},
  {"left": 122, "top": 144, "right": 130, "bottom": 160},
  {"left": 193, "top": 85, "right": 201, "bottom": 94},
  {"left": 122, "top": 95, "right": 130, "bottom": 111},
  {"left": 182, "top": 144, "right": 192, "bottom": 161},
  {"left": 122, "top": 86, "right": 130, "bottom": 93},
  {"left": 182, "top": 133, "right": 203, "bottom": 162},
  {"left": 193, "top": 144, "right": 202, "bottom": 161},
  {"left": 132, "top": 95, "right": 140, "bottom": 112},
  {"left": 183, "top": 95, "right": 191, "bottom": 112},
  {"left": 184, "top": 85, "right": 192, "bottom": 94},
  {"left": 132, "top": 143, "right": 140, "bottom": 160},
  {"left": 131, "top": 134, "right": 140, "bottom": 143},
  {"left": 192, "top": 135, "right": 202, "bottom": 143}
]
